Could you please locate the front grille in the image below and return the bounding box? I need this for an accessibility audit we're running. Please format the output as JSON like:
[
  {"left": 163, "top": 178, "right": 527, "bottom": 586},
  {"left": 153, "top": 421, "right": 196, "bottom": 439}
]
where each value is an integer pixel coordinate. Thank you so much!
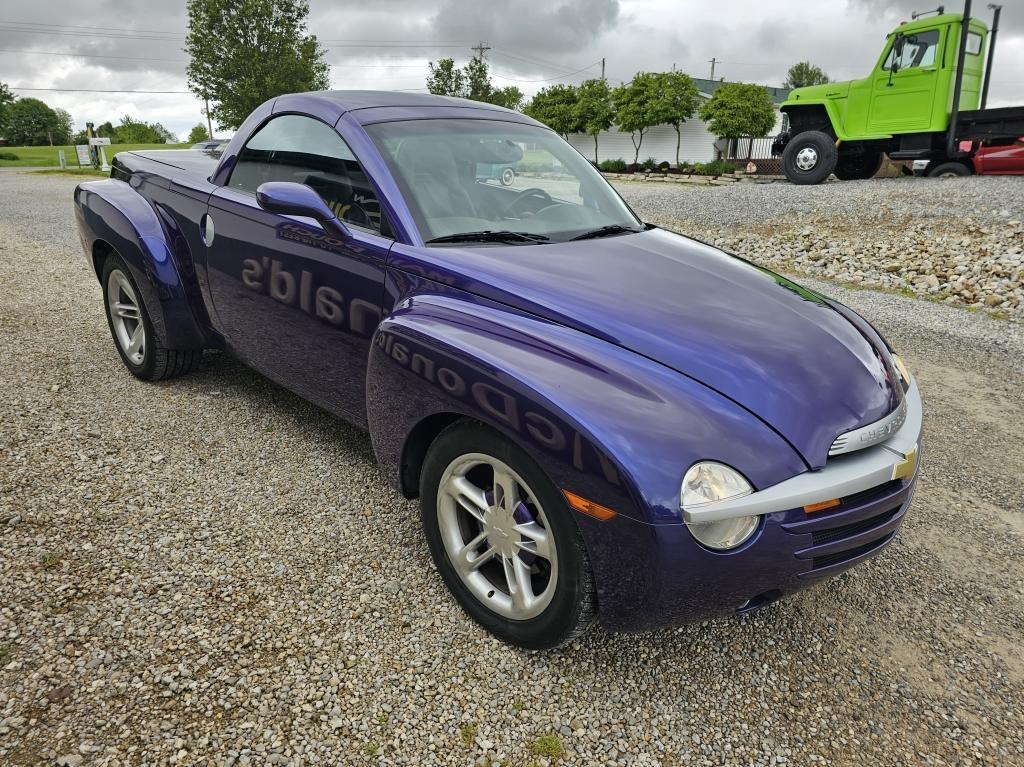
[
  {"left": 812, "top": 532, "right": 894, "bottom": 570},
  {"left": 811, "top": 504, "right": 902, "bottom": 546}
]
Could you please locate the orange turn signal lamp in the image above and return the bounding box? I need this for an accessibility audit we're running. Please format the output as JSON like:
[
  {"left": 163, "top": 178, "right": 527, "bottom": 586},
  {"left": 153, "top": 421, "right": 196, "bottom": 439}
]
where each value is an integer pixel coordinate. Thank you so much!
[
  {"left": 562, "top": 489, "right": 617, "bottom": 521},
  {"left": 803, "top": 498, "right": 841, "bottom": 514}
]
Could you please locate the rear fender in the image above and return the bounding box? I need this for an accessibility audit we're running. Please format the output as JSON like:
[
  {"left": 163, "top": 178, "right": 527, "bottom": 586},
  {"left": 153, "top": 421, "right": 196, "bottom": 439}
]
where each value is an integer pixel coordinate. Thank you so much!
[{"left": 74, "top": 179, "right": 207, "bottom": 349}]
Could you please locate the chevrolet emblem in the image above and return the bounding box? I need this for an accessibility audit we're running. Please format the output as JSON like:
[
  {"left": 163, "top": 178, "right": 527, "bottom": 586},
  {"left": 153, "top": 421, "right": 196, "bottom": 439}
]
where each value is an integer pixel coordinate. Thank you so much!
[{"left": 891, "top": 445, "right": 919, "bottom": 481}]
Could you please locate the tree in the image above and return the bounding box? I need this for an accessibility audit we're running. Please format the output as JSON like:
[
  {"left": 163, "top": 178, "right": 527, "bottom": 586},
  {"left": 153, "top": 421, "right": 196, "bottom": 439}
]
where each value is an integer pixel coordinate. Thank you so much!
[
  {"left": 0, "top": 82, "right": 15, "bottom": 136},
  {"left": 3, "top": 98, "right": 61, "bottom": 146},
  {"left": 112, "top": 115, "right": 176, "bottom": 144},
  {"left": 524, "top": 84, "right": 581, "bottom": 140},
  {"left": 95, "top": 121, "right": 116, "bottom": 139},
  {"left": 427, "top": 56, "right": 523, "bottom": 110},
  {"left": 651, "top": 71, "right": 700, "bottom": 166},
  {"left": 698, "top": 82, "right": 777, "bottom": 159},
  {"left": 785, "top": 61, "right": 830, "bottom": 89},
  {"left": 186, "top": 0, "right": 330, "bottom": 131},
  {"left": 187, "top": 123, "right": 211, "bottom": 143},
  {"left": 426, "top": 58, "right": 466, "bottom": 98},
  {"left": 612, "top": 72, "right": 664, "bottom": 165},
  {"left": 53, "top": 108, "right": 74, "bottom": 145},
  {"left": 575, "top": 78, "right": 615, "bottom": 163}
]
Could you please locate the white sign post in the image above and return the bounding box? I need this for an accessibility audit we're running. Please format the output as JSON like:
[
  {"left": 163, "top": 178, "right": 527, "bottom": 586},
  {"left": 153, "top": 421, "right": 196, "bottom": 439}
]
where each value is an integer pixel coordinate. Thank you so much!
[
  {"left": 89, "top": 136, "right": 111, "bottom": 172},
  {"left": 58, "top": 149, "right": 67, "bottom": 169}
]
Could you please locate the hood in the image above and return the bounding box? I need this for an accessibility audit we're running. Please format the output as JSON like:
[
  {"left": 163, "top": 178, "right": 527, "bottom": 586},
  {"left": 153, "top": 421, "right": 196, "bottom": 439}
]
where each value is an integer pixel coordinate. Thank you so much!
[
  {"left": 785, "top": 80, "right": 851, "bottom": 105},
  {"left": 392, "top": 228, "right": 902, "bottom": 468}
]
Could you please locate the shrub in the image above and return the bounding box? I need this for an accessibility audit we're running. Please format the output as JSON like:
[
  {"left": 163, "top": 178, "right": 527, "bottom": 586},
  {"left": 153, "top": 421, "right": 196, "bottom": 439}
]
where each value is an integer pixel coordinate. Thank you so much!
[
  {"left": 641, "top": 156, "right": 659, "bottom": 171},
  {"left": 691, "top": 159, "right": 736, "bottom": 176},
  {"left": 598, "top": 158, "right": 627, "bottom": 172},
  {"left": 0, "top": 151, "right": 19, "bottom": 161}
]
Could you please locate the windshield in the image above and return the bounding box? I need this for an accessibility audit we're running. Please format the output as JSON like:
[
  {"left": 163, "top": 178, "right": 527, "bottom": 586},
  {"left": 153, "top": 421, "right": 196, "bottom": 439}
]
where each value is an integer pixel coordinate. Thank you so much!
[{"left": 365, "top": 119, "right": 642, "bottom": 244}]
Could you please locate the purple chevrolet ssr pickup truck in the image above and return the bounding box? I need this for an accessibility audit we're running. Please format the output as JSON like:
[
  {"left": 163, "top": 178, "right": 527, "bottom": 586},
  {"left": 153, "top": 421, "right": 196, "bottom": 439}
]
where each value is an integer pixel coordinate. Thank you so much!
[{"left": 74, "top": 91, "right": 922, "bottom": 649}]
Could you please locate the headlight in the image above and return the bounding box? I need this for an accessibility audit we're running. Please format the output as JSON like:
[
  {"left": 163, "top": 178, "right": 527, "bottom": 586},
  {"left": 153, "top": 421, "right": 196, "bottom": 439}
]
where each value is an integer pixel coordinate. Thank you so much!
[
  {"left": 681, "top": 462, "right": 758, "bottom": 550},
  {"left": 890, "top": 353, "right": 911, "bottom": 387}
]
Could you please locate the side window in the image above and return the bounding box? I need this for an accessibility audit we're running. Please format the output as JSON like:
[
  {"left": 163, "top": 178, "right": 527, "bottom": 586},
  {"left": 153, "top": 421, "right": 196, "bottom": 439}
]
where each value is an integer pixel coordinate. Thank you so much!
[
  {"left": 884, "top": 29, "right": 941, "bottom": 71},
  {"left": 229, "top": 114, "right": 386, "bottom": 235},
  {"left": 966, "top": 31, "right": 983, "bottom": 56}
]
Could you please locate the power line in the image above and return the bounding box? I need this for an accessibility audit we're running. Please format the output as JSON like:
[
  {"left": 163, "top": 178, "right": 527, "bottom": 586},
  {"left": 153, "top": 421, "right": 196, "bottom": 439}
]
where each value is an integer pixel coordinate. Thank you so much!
[
  {"left": 490, "top": 61, "right": 603, "bottom": 83},
  {"left": 11, "top": 86, "right": 192, "bottom": 94},
  {"left": 0, "top": 47, "right": 187, "bottom": 63}
]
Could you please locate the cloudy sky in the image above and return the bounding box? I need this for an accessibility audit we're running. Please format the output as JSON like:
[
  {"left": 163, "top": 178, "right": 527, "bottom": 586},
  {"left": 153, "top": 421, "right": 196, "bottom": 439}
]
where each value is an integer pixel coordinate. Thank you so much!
[{"left": 2, "top": 0, "right": 1021, "bottom": 140}]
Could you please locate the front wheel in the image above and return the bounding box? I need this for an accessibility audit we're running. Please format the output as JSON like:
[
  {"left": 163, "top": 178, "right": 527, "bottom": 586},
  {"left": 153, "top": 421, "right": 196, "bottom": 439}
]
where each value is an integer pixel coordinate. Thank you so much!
[
  {"left": 499, "top": 167, "right": 516, "bottom": 186},
  {"left": 101, "top": 253, "right": 201, "bottom": 381},
  {"left": 782, "top": 130, "right": 838, "bottom": 185},
  {"left": 420, "top": 420, "right": 596, "bottom": 649}
]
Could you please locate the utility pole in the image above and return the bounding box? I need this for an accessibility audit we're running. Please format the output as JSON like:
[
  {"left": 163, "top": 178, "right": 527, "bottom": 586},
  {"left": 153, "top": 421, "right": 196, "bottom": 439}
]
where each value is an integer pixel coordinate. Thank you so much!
[
  {"left": 204, "top": 96, "right": 214, "bottom": 140},
  {"left": 601, "top": 57, "right": 605, "bottom": 80},
  {"left": 708, "top": 57, "right": 719, "bottom": 79},
  {"left": 471, "top": 41, "right": 491, "bottom": 61}
]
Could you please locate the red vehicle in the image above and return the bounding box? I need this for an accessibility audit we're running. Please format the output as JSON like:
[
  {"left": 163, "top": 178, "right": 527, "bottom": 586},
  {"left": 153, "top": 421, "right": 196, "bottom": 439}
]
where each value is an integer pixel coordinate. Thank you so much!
[
  {"left": 919, "top": 137, "right": 1024, "bottom": 176},
  {"left": 969, "top": 137, "right": 1024, "bottom": 174}
]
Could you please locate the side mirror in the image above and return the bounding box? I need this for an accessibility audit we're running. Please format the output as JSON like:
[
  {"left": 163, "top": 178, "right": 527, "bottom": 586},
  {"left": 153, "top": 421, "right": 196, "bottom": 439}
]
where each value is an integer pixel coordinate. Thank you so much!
[
  {"left": 891, "top": 34, "right": 906, "bottom": 72},
  {"left": 256, "top": 181, "right": 350, "bottom": 239}
]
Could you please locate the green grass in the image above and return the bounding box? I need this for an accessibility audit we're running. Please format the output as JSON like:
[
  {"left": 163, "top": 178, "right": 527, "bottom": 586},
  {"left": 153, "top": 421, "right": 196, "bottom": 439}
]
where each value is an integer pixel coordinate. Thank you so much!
[
  {"left": 0, "top": 143, "right": 190, "bottom": 167},
  {"left": 529, "top": 734, "right": 564, "bottom": 759},
  {"left": 459, "top": 723, "right": 477, "bottom": 746}
]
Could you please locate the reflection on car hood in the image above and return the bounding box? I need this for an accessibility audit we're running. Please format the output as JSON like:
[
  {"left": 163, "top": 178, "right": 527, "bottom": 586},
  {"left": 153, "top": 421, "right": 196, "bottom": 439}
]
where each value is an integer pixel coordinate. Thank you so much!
[{"left": 392, "top": 228, "right": 902, "bottom": 468}]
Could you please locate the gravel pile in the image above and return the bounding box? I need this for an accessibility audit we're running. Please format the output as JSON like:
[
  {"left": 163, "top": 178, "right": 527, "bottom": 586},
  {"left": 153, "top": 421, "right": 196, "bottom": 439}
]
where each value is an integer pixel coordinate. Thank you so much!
[
  {"left": 617, "top": 176, "right": 1024, "bottom": 317},
  {"left": 1, "top": 170, "right": 1023, "bottom": 766}
]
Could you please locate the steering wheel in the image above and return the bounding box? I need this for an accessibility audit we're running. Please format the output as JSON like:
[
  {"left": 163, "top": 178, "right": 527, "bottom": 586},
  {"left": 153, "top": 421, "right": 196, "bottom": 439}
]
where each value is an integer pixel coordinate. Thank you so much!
[{"left": 502, "top": 187, "right": 553, "bottom": 217}]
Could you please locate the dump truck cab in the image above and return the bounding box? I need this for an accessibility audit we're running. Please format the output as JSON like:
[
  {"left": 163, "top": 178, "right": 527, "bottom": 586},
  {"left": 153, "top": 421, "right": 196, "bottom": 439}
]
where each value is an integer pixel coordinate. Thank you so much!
[
  {"left": 784, "top": 13, "right": 987, "bottom": 142},
  {"left": 772, "top": 2, "right": 1024, "bottom": 184}
]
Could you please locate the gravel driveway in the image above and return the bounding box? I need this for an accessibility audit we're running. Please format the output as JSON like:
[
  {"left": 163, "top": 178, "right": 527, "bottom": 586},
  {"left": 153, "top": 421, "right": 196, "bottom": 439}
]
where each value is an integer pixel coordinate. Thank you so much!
[{"left": 1, "top": 170, "right": 1022, "bottom": 767}]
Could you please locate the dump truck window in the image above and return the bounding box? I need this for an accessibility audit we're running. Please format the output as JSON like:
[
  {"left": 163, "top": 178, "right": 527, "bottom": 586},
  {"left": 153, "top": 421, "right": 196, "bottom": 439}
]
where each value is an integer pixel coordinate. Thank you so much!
[
  {"left": 966, "top": 32, "right": 982, "bottom": 55},
  {"left": 884, "top": 29, "right": 940, "bottom": 70}
]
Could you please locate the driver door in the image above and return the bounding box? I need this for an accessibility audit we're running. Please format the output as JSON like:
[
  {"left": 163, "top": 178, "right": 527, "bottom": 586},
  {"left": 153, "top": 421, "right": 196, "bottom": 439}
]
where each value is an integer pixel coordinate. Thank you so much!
[
  {"left": 868, "top": 28, "right": 942, "bottom": 134},
  {"left": 204, "top": 114, "right": 392, "bottom": 423}
]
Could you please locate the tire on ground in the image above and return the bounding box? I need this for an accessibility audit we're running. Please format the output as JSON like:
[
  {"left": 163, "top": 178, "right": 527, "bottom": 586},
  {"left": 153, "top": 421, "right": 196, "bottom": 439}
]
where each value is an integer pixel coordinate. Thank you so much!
[
  {"left": 927, "top": 161, "right": 972, "bottom": 178},
  {"left": 101, "top": 252, "right": 202, "bottom": 381},
  {"left": 782, "top": 130, "right": 838, "bottom": 185},
  {"left": 419, "top": 419, "right": 597, "bottom": 649},
  {"left": 834, "top": 151, "right": 885, "bottom": 181}
]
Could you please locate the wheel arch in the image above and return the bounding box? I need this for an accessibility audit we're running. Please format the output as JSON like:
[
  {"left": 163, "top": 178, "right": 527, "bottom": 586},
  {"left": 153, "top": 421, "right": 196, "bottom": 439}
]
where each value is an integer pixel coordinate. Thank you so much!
[
  {"left": 74, "top": 180, "right": 208, "bottom": 350},
  {"left": 782, "top": 103, "right": 840, "bottom": 140}
]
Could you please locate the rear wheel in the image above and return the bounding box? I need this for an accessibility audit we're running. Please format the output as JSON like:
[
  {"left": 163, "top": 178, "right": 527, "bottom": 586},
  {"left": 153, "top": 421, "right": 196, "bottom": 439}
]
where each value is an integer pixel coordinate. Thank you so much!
[
  {"left": 834, "top": 151, "right": 884, "bottom": 180},
  {"left": 420, "top": 420, "right": 596, "bottom": 649},
  {"left": 927, "top": 161, "right": 971, "bottom": 178},
  {"left": 101, "top": 253, "right": 201, "bottom": 381},
  {"left": 500, "top": 167, "right": 516, "bottom": 186},
  {"left": 782, "top": 130, "right": 838, "bottom": 185}
]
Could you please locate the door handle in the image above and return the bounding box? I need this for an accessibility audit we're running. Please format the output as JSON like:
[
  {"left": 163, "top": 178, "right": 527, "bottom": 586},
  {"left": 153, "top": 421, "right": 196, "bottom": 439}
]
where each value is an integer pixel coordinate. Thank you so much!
[{"left": 201, "top": 213, "right": 215, "bottom": 247}]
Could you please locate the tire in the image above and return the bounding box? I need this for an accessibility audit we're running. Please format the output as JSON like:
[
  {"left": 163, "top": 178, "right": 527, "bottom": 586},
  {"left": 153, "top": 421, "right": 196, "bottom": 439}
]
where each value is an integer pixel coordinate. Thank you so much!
[
  {"left": 782, "top": 130, "right": 838, "bottom": 185},
  {"left": 833, "top": 151, "right": 884, "bottom": 180},
  {"left": 500, "top": 167, "right": 516, "bottom": 186},
  {"left": 101, "top": 253, "right": 201, "bottom": 381},
  {"left": 420, "top": 419, "right": 596, "bottom": 649},
  {"left": 927, "top": 161, "right": 972, "bottom": 178}
]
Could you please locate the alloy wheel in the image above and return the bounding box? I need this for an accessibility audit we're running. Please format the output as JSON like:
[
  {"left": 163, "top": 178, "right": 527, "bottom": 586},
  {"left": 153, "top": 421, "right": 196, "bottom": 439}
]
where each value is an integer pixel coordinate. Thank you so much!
[
  {"left": 436, "top": 453, "right": 558, "bottom": 620},
  {"left": 106, "top": 269, "right": 146, "bottom": 365}
]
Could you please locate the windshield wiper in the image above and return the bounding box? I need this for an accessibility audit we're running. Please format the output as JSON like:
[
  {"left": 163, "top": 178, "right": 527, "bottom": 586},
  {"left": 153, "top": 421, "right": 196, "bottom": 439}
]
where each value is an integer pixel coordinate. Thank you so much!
[
  {"left": 426, "top": 230, "right": 550, "bottom": 245},
  {"left": 570, "top": 224, "right": 643, "bottom": 241}
]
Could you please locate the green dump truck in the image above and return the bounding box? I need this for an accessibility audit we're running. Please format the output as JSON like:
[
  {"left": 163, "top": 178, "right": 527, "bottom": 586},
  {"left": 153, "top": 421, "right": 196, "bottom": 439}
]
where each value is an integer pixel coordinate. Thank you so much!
[{"left": 773, "top": 2, "right": 1024, "bottom": 184}]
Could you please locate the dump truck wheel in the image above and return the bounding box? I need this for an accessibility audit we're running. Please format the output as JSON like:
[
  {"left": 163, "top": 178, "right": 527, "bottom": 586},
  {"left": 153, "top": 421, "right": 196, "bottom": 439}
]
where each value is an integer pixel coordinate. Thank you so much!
[{"left": 782, "top": 131, "right": 837, "bottom": 185}]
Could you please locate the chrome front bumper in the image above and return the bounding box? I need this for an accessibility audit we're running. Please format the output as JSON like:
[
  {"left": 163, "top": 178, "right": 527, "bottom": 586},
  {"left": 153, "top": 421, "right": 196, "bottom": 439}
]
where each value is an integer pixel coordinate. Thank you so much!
[{"left": 684, "top": 377, "right": 923, "bottom": 524}]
